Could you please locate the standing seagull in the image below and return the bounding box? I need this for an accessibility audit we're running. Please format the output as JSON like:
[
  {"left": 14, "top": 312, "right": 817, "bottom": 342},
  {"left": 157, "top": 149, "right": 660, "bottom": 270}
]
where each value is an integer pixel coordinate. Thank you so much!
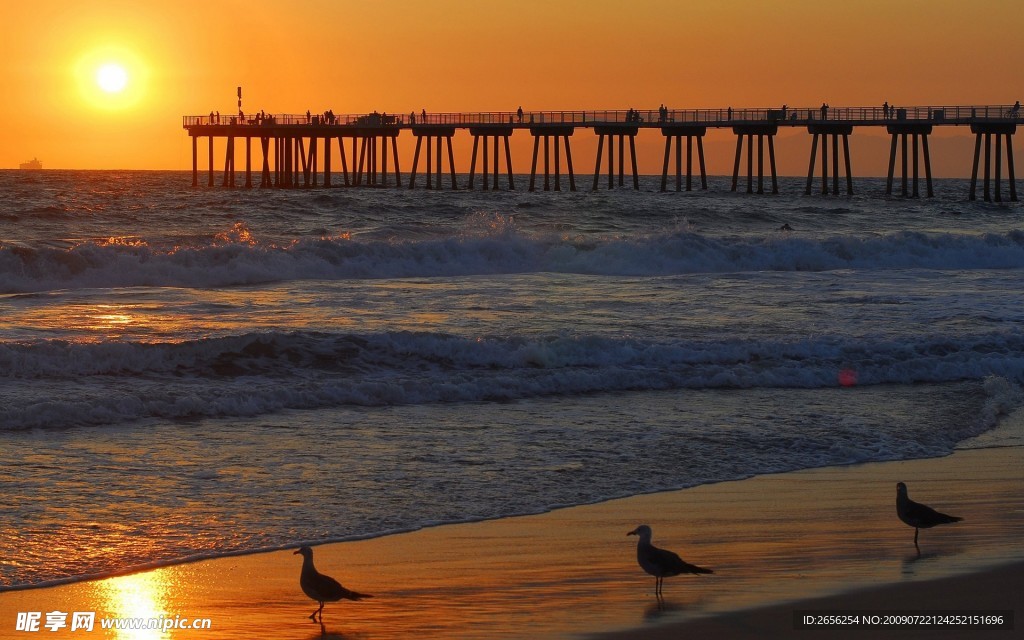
[
  {"left": 627, "top": 525, "right": 712, "bottom": 598},
  {"left": 294, "top": 546, "right": 373, "bottom": 622},
  {"left": 896, "top": 482, "right": 963, "bottom": 551}
]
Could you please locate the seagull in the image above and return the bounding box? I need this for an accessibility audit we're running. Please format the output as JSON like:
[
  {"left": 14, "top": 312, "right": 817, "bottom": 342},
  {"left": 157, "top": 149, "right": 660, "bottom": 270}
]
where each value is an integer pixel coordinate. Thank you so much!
[
  {"left": 627, "top": 524, "right": 712, "bottom": 598},
  {"left": 294, "top": 546, "right": 372, "bottom": 622},
  {"left": 896, "top": 482, "right": 963, "bottom": 550}
]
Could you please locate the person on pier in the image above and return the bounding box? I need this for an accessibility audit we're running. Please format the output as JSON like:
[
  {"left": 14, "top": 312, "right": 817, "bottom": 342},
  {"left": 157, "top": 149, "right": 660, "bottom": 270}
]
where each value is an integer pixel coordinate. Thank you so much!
[{"left": 820, "top": 103, "right": 828, "bottom": 120}]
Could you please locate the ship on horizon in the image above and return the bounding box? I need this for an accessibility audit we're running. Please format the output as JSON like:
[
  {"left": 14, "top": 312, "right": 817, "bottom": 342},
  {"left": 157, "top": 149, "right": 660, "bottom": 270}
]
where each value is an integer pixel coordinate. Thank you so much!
[{"left": 19, "top": 158, "right": 42, "bottom": 170}]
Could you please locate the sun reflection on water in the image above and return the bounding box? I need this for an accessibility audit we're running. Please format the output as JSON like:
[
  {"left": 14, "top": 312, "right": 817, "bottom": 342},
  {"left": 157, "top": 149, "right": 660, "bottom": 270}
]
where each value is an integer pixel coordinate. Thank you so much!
[{"left": 96, "top": 572, "right": 170, "bottom": 640}]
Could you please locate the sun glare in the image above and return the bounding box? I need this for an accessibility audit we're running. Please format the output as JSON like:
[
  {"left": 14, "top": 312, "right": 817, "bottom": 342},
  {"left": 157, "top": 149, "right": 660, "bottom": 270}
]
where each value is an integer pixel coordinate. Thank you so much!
[
  {"left": 74, "top": 46, "right": 148, "bottom": 111},
  {"left": 97, "top": 63, "right": 129, "bottom": 93}
]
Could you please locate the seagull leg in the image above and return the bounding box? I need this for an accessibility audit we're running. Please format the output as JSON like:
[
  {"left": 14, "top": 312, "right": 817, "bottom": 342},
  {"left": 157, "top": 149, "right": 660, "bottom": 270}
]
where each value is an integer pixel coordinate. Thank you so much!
[
  {"left": 914, "top": 528, "right": 920, "bottom": 550},
  {"left": 309, "top": 601, "right": 324, "bottom": 622}
]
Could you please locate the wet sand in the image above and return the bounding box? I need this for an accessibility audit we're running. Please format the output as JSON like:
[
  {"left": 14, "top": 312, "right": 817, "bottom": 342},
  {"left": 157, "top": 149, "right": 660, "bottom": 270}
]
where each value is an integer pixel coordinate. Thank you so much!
[{"left": 2, "top": 413, "right": 1022, "bottom": 639}]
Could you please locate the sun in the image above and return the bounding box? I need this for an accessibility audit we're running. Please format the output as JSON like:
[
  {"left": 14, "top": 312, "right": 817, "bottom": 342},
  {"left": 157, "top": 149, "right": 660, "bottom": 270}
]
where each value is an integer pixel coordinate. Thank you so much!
[
  {"left": 74, "top": 46, "right": 148, "bottom": 111},
  {"left": 96, "top": 63, "right": 128, "bottom": 93}
]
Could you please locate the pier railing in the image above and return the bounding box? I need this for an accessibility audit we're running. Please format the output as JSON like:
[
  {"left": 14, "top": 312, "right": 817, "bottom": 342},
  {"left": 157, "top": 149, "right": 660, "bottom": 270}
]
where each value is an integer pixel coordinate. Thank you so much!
[{"left": 184, "top": 104, "right": 1021, "bottom": 129}]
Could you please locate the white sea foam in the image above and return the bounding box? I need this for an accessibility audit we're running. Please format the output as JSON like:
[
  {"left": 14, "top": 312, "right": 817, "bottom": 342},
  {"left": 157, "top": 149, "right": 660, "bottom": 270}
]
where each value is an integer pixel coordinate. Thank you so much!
[
  {"left": 2, "top": 228, "right": 1024, "bottom": 293},
  {"left": 1, "top": 330, "right": 1022, "bottom": 430}
]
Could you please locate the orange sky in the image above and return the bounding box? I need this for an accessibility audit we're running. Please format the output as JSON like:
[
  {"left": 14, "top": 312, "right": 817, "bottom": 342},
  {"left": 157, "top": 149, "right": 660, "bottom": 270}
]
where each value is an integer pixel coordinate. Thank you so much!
[{"left": 3, "top": 0, "right": 1022, "bottom": 175}]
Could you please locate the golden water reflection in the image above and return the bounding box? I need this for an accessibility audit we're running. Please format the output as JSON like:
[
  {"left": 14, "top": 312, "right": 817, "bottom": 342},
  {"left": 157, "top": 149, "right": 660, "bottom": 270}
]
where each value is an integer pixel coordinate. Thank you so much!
[{"left": 96, "top": 572, "right": 170, "bottom": 640}]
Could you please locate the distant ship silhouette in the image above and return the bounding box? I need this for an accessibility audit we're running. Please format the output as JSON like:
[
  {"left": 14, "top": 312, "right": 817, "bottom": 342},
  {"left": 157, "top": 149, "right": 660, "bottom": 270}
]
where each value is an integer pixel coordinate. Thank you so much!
[{"left": 19, "top": 158, "right": 42, "bottom": 170}]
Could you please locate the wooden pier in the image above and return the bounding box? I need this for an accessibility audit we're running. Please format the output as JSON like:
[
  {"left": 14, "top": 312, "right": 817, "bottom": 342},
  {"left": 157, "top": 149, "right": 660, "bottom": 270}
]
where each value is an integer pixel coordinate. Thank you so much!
[{"left": 184, "top": 104, "right": 1021, "bottom": 201}]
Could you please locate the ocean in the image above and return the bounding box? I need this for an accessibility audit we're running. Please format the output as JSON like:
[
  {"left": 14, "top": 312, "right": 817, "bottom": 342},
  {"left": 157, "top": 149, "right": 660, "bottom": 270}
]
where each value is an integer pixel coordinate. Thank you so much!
[{"left": 1, "top": 170, "right": 1022, "bottom": 590}]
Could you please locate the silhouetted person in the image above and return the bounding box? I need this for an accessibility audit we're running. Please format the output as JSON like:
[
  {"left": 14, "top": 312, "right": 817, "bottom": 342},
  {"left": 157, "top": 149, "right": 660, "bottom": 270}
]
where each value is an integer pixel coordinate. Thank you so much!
[
  {"left": 410, "top": 111, "right": 415, "bottom": 124},
  {"left": 820, "top": 103, "right": 828, "bottom": 120},
  {"left": 421, "top": 108, "right": 426, "bottom": 122},
  {"left": 727, "top": 107, "right": 732, "bottom": 120},
  {"left": 517, "top": 106, "right": 523, "bottom": 122},
  {"left": 883, "top": 101, "right": 889, "bottom": 119},
  {"left": 781, "top": 104, "right": 787, "bottom": 119}
]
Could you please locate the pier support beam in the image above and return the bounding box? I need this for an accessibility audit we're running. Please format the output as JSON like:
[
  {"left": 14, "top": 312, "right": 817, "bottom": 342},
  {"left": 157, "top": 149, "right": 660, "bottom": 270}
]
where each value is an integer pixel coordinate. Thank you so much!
[
  {"left": 660, "top": 126, "right": 707, "bottom": 192},
  {"left": 260, "top": 137, "right": 271, "bottom": 188},
  {"left": 528, "top": 126, "right": 576, "bottom": 192},
  {"left": 969, "top": 123, "right": 1017, "bottom": 202},
  {"left": 334, "top": 130, "right": 401, "bottom": 188},
  {"left": 298, "top": 136, "right": 317, "bottom": 187},
  {"left": 410, "top": 127, "right": 458, "bottom": 190},
  {"left": 323, "top": 137, "right": 331, "bottom": 188},
  {"left": 805, "top": 124, "right": 854, "bottom": 195},
  {"left": 334, "top": 135, "right": 352, "bottom": 186},
  {"left": 469, "top": 127, "right": 516, "bottom": 190},
  {"left": 592, "top": 126, "right": 639, "bottom": 191},
  {"left": 731, "top": 125, "right": 778, "bottom": 194},
  {"left": 245, "top": 137, "right": 252, "bottom": 188},
  {"left": 885, "top": 124, "right": 933, "bottom": 198},
  {"left": 191, "top": 135, "right": 199, "bottom": 187}
]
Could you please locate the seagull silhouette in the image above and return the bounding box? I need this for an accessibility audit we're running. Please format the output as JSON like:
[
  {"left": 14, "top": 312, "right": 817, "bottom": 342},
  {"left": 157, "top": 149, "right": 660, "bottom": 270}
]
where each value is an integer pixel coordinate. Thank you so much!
[
  {"left": 896, "top": 482, "right": 963, "bottom": 551},
  {"left": 627, "top": 524, "right": 712, "bottom": 598},
  {"left": 294, "top": 546, "right": 373, "bottom": 622}
]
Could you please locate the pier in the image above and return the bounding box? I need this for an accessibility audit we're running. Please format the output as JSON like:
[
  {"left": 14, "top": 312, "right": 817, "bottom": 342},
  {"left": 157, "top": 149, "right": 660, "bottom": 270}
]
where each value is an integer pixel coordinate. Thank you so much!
[{"left": 184, "top": 104, "right": 1020, "bottom": 201}]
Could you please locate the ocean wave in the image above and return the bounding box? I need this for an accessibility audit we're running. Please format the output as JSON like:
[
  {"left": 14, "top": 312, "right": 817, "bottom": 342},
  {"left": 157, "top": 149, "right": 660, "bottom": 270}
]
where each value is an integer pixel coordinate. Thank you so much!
[
  {"left": 2, "top": 330, "right": 1022, "bottom": 430},
  {"left": 2, "top": 227, "right": 1023, "bottom": 292}
]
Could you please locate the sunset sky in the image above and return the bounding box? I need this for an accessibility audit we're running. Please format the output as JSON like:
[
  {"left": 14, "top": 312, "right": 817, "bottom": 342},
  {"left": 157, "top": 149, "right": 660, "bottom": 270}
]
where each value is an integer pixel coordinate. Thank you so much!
[{"left": 3, "top": 0, "right": 1022, "bottom": 175}]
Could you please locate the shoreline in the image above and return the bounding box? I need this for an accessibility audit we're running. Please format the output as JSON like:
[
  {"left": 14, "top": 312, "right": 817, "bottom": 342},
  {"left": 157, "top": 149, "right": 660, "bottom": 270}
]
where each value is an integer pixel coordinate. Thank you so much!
[
  {"left": 2, "top": 416, "right": 1022, "bottom": 638},
  {"left": 0, "top": 451, "right": 992, "bottom": 597}
]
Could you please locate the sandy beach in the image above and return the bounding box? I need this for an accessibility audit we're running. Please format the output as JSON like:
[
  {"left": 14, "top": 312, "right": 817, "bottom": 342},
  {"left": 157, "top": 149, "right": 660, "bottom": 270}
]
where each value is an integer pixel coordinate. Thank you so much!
[{"left": 3, "top": 412, "right": 1022, "bottom": 639}]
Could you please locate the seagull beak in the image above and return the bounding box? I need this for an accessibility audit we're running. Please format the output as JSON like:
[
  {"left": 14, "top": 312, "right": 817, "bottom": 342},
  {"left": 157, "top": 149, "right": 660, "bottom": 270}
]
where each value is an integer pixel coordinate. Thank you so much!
[
  {"left": 627, "top": 530, "right": 637, "bottom": 536},
  {"left": 293, "top": 549, "right": 301, "bottom": 555}
]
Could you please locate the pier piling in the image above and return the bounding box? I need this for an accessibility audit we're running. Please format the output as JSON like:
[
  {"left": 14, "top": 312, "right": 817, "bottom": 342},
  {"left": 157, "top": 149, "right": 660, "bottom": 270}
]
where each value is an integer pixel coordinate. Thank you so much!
[
  {"left": 969, "top": 123, "right": 1017, "bottom": 202},
  {"left": 528, "top": 127, "right": 575, "bottom": 192},
  {"left": 660, "top": 126, "right": 707, "bottom": 192},
  {"left": 731, "top": 126, "right": 778, "bottom": 194},
  {"left": 806, "top": 125, "right": 854, "bottom": 195},
  {"left": 469, "top": 127, "right": 515, "bottom": 190},
  {"left": 885, "top": 124, "right": 933, "bottom": 198},
  {"left": 592, "top": 126, "right": 639, "bottom": 191},
  {"left": 410, "top": 128, "right": 457, "bottom": 190}
]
